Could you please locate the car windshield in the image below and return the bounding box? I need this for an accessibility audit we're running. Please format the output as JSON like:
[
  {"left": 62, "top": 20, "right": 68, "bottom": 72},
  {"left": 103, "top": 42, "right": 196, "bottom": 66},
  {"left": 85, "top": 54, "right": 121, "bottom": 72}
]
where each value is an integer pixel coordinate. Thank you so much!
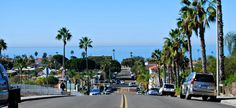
[
  {"left": 164, "top": 84, "right": 174, "bottom": 88},
  {"left": 195, "top": 74, "right": 215, "bottom": 83}
]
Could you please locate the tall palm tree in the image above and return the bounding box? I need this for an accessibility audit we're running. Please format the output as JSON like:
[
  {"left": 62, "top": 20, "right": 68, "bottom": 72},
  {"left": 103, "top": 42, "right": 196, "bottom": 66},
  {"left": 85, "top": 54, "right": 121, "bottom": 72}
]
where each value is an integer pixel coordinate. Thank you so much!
[
  {"left": 34, "top": 51, "right": 38, "bottom": 58},
  {"left": 151, "top": 49, "right": 162, "bottom": 86},
  {"left": 217, "top": 0, "right": 225, "bottom": 82},
  {"left": 130, "top": 52, "right": 133, "bottom": 58},
  {"left": 182, "top": 0, "right": 216, "bottom": 73},
  {"left": 0, "top": 39, "right": 7, "bottom": 58},
  {"left": 79, "top": 37, "right": 93, "bottom": 71},
  {"left": 56, "top": 27, "right": 72, "bottom": 78},
  {"left": 162, "top": 38, "right": 173, "bottom": 84},
  {"left": 225, "top": 32, "right": 236, "bottom": 55},
  {"left": 70, "top": 50, "right": 74, "bottom": 56},
  {"left": 112, "top": 49, "right": 116, "bottom": 60},
  {"left": 177, "top": 2, "right": 197, "bottom": 72}
]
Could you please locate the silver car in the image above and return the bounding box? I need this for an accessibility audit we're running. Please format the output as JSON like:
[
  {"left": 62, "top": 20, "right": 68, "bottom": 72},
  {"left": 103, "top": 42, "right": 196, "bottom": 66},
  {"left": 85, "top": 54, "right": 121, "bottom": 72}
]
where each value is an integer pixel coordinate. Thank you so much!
[{"left": 180, "top": 72, "right": 216, "bottom": 101}]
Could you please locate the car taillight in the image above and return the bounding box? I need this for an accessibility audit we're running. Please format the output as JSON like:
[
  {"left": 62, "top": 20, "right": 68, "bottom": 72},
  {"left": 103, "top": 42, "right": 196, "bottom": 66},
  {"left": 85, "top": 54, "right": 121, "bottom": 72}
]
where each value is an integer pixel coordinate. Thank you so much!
[{"left": 191, "top": 79, "right": 195, "bottom": 84}]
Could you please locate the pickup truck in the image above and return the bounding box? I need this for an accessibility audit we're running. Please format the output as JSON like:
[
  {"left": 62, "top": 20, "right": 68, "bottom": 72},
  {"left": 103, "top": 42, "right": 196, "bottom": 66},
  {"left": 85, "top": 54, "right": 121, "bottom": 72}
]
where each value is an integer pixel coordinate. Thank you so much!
[{"left": 0, "top": 64, "right": 21, "bottom": 108}]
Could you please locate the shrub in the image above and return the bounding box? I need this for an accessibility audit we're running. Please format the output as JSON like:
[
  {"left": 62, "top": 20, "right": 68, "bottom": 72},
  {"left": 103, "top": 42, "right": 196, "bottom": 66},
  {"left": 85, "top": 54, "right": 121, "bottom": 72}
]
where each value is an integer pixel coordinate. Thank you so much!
[{"left": 224, "top": 73, "right": 236, "bottom": 85}]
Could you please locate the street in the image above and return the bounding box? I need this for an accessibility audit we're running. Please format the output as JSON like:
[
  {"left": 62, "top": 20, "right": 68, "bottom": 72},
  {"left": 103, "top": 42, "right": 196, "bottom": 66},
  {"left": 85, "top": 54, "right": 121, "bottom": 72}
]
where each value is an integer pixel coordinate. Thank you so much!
[{"left": 18, "top": 95, "right": 234, "bottom": 108}]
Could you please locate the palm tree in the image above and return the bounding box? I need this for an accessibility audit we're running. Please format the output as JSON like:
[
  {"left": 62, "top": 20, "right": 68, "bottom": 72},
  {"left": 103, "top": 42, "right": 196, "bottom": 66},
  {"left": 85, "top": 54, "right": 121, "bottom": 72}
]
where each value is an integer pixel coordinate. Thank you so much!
[
  {"left": 81, "top": 52, "right": 86, "bottom": 59},
  {"left": 0, "top": 39, "right": 7, "bottom": 58},
  {"left": 225, "top": 32, "right": 236, "bottom": 55},
  {"left": 187, "top": 0, "right": 216, "bottom": 73},
  {"left": 217, "top": 0, "right": 225, "bottom": 81},
  {"left": 34, "top": 51, "right": 38, "bottom": 58},
  {"left": 130, "top": 52, "right": 133, "bottom": 58},
  {"left": 112, "top": 49, "right": 116, "bottom": 60},
  {"left": 70, "top": 50, "right": 74, "bottom": 56},
  {"left": 56, "top": 27, "right": 72, "bottom": 78},
  {"left": 177, "top": 2, "right": 197, "bottom": 72},
  {"left": 14, "top": 55, "right": 28, "bottom": 83},
  {"left": 151, "top": 49, "right": 162, "bottom": 86},
  {"left": 79, "top": 37, "right": 93, "bottom": 72}
]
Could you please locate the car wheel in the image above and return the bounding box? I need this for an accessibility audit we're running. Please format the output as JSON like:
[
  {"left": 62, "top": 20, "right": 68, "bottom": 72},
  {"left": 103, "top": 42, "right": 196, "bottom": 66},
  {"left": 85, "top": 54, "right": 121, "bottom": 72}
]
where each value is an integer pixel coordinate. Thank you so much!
[
  {"left": 210, "top": 96, "right": 217, "bottom": 101},
  {"left": 171, "top": 93, "right": 175, "bottom": 97},
  {"left": 8, "top": 99, "right": 18, "bottom": 108},
  {"left": 185, "top": 89, "right": 191, "bottom": 100},
  {"left": 180, "top": 90, "right": 185, "bottom": 99},
  {"left": 202, "top": 96, "right": 208, "bottom": 101}
]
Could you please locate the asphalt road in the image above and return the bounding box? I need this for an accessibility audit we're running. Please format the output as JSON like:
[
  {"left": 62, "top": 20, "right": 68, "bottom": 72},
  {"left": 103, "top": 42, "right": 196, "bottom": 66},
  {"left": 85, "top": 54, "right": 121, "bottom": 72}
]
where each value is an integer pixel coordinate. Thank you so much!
[
  {"left": 19, "top": 95, "right": 121, "bottom": 108},
  {"left": 126, "top": 95, "right": 234, "bottom": 108},
  {"left": 18, "top": 95, "right": 234, "bottom": 108}
]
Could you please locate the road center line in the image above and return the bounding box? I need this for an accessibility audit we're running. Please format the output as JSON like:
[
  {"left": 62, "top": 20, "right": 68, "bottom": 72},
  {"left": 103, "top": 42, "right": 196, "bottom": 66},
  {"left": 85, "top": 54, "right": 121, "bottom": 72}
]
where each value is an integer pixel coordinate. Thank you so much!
[
  {"left": 120, "top": 95, "right": 124, "bottom": 108},
  {"left": 124, "top": 95, "right": 128, "bottom": 108}
]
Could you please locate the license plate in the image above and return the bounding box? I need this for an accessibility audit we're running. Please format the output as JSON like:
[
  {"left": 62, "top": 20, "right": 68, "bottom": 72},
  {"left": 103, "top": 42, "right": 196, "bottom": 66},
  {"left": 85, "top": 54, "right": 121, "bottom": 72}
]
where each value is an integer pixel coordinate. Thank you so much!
[{"left": 201, "top": 85, "right": 208, "bottom": 89}]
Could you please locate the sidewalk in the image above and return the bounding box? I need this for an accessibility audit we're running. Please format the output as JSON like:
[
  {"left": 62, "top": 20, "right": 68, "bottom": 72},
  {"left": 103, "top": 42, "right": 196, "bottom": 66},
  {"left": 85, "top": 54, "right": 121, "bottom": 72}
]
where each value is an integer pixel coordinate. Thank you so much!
[
  {"left": 218, "top": 96, "right": 236, "bottom": 107},
  {"left": 21, "top": 95, "right": 69, "bottom": 102}
]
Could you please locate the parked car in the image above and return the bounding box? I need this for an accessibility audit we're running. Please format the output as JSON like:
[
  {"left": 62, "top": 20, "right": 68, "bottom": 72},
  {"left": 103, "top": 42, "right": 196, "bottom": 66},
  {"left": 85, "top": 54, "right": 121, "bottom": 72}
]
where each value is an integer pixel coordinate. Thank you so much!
[
  {"left": 0, "top": 63, "right": 21, "bottom": 108},
  {"left": 103, "top": 87, "right": 113, "bottom": 95},
  {"left": 136, "top": 91, "right": 143, "bottom": 95},
  {"left": 159, "top": 83, "right": 175, "bottom": 96},
  {"left": 120, "top": 80, "right": 125, "bottom": 84},
  {"left": 147, "top": 88, "right": 159, "bottom": 96},
  {"left": 180, "top": 72, "right": 216, "bottom": 101},
  {"left": 128, "top": 82, "right": 136, "bottom": 87},
  {"left": 89, "top": 89, "right": 101, "bottom": 95}
]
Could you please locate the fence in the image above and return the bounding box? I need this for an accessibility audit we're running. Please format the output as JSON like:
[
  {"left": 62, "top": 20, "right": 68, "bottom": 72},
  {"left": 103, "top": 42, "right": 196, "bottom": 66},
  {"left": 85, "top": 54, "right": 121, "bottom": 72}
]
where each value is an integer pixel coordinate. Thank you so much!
[{"left": 12, "top": 84, "right": 61, "bottom": 96}]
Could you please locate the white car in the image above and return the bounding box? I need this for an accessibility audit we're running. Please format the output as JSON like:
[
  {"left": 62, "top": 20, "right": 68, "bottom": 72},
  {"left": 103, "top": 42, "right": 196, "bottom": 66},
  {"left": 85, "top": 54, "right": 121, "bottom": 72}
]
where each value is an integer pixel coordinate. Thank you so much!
[
  {"left": 159, "top": 83, "right": 175, "bottom": 96},
  {"left": 128, "top": 82, "right": 136, "bottom": 87},
  {"left": 147, "top": 88, "right": 159, "bottom": 95}
]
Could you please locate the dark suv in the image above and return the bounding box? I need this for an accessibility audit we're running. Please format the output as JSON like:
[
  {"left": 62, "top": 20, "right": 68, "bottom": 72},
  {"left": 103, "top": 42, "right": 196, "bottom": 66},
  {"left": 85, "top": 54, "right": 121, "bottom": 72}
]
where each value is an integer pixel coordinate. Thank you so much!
[
  {"left": 180, "top": 72, "right": 216, "bottom": 101},
  {"left": 0, "top": 64, "right": 20, "bottom": 107}
]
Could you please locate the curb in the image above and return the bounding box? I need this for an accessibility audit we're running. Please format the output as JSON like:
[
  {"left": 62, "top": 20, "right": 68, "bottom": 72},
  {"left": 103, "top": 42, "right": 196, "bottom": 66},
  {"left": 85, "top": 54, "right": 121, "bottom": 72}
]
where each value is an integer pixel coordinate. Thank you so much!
[
  {"left": 21, "top": 95, "right": 72, "bottom": 102},
  {"left": 220, "top": 100, "right": 236, "bottom": 107}
]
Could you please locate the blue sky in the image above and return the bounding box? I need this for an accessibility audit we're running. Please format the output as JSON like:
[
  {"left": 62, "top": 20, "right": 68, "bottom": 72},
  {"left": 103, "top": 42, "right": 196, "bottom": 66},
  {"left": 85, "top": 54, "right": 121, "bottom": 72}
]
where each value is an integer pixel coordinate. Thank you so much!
[{"left": 0, "top": 0, "right": 235, "bottom": 47}]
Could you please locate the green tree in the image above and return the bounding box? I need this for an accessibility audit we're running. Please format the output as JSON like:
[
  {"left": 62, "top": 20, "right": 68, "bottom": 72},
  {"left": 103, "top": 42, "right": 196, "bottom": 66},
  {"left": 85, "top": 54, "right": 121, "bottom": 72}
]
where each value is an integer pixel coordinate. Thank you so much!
[
  {"left": 0, "top": 39, "right": 7, "bottom": 58},
  {"left": 14, "top": 55, "right": 28, "bottom": 83},
  {"left": 56, "top": 27, "right": 72, "bottom": 74},
  {"left": 136, "top": 68, "right": 150, "bottom": 90},
  {"left": 79, "top": 37, "right": 93, "bottom": 72}
]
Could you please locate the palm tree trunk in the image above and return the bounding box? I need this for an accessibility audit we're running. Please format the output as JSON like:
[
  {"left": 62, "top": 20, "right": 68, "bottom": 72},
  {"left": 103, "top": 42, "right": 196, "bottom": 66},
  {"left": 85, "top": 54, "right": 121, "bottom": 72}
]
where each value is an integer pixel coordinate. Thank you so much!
[
  {"left": 86, "top": 48, "right": 88, "bottom": 71},
  {"left": 0, "top": 49, "right": 2, "bottom": 58},
  {"left": 187, "top": 36, "right": 194, "bottom": 72},
  {"left": 200, "top": 24, "right": 207, "bottom": 73},
  {"left": 163, "top": 64, "right": 166, "bottom": 84},
  {"left": 217, "top": 0, "right": 225, "bottom": 81},
  {"left": 176, "top": 62, "right": 180, "bottom": 87},
  {"left": 158, "top": 67, "right": 161, "bottom": 87},
  {"left": 63, "top": 43, "right": 65, "bottom": 74},
  {"left": 173, "top": 61, "right": 177, "bottom": 85}
]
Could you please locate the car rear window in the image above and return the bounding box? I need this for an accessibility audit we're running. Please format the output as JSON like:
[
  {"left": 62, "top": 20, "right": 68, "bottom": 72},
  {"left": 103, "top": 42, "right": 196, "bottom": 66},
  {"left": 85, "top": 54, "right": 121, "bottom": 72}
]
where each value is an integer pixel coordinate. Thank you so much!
[
  {"left": 164, "top": 84, "right": 174, "bottom": 88},
  {"left": 195, "top": 74, "right": 215, "bottom": 82},
  {"left": 150, "top": 88, "right": 159, "bottom": 91}
]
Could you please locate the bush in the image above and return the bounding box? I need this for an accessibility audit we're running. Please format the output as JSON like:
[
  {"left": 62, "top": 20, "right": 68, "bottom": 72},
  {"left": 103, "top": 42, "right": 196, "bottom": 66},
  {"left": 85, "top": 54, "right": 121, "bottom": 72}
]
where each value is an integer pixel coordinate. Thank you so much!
[{"left": 224, "top": 73, "right": 236, "bottom": 85}]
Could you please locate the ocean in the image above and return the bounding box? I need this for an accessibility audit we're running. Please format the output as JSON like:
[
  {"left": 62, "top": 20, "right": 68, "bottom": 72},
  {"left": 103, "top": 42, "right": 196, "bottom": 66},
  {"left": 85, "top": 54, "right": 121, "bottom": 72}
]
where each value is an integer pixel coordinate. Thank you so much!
[{"left": 2, "top": 45, "right": 230, "bottom": 62}]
